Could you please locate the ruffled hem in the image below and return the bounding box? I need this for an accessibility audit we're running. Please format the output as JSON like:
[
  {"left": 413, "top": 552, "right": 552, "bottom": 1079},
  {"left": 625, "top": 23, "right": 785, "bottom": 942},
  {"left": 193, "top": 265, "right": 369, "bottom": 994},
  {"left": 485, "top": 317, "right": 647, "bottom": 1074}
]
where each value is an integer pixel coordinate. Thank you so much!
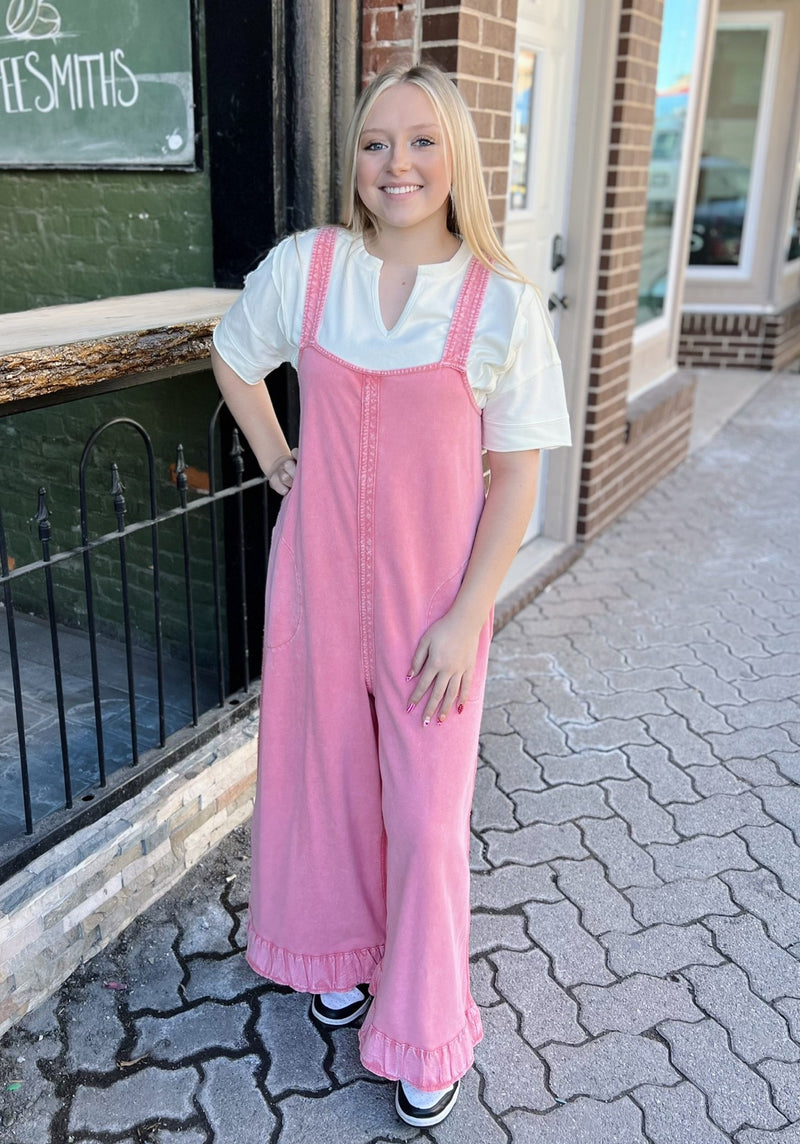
[
  {"left": 246, "top": 921, "right": 384, "bottom": 993},
  {"left": 358, "top": 997, "right": 483, "bottom": 1091}
]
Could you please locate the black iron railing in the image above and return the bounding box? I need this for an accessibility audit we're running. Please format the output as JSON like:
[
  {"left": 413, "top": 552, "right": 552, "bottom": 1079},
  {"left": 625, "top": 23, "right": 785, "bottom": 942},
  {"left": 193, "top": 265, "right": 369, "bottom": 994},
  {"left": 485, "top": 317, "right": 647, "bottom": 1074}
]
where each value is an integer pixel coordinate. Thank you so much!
[{"left": 0, "top": 399, "right": 270, "bottom": 879}]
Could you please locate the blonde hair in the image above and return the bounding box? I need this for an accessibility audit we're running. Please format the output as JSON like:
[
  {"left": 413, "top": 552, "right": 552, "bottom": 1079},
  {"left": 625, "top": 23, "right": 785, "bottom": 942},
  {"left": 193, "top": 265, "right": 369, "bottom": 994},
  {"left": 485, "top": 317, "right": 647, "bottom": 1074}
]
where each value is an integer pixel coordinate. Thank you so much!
[{"left": 341, "top": 64, "right": 525, "bottom": 283}]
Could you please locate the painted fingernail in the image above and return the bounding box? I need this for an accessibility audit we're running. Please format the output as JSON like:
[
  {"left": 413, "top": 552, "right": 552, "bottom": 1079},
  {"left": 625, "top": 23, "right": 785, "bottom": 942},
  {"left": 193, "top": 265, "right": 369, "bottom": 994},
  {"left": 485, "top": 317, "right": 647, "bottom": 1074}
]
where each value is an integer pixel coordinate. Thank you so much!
[
  {"left": 406, "top": 703, "right": 416, "bottom": 713},
  {"left": 423, "top": 716, "right": 431, "bottom": 727},
  {"left": 457, "top": 703, "right": 464, "bottom": 715},
  {"left": 405, "top": 672, "right": 414, "bottom": 682},
  {"left": 437, "top": 717, "right": 445, "bottom": 725}
]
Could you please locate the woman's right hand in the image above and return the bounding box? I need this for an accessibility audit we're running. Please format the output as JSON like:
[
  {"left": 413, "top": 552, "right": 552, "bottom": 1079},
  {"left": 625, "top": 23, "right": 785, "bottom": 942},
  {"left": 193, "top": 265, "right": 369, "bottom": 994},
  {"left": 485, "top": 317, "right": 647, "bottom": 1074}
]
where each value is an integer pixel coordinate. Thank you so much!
[{"left": 266, "top": 448, "right": 298, "bottom": 495}]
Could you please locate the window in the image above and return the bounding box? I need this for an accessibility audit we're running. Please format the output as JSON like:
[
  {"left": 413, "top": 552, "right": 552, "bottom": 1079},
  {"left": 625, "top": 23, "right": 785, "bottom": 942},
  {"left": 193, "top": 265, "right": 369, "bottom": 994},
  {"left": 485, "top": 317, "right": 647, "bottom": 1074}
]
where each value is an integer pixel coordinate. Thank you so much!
[
  {"left": 509, "top": 49, "right": 537, "bottom": 212},
  {"left": 786, "top": 155, "right": 800, "bottom": 262},
  {"left": 637, "top": 0, "right": 701, "bottom": 324},
  {"left": 689, "top": 25, "right": 769, "bottom": 268}
]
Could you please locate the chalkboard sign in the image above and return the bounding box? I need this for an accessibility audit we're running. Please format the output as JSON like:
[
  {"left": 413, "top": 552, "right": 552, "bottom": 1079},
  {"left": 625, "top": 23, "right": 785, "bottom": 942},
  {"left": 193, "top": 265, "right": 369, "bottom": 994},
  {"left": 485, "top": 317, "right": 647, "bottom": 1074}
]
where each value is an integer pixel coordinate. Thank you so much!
[{"left": 0, "top": 0, "right": 196, "bottom": 167}]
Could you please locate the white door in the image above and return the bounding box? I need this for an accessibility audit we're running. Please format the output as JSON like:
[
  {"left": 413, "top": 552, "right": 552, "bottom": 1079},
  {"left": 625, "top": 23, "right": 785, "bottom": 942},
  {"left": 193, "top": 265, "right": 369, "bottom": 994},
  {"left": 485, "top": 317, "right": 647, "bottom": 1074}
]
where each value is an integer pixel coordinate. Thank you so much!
[{"left": 505, "top": 0, "right": 583, "bottom": 542}]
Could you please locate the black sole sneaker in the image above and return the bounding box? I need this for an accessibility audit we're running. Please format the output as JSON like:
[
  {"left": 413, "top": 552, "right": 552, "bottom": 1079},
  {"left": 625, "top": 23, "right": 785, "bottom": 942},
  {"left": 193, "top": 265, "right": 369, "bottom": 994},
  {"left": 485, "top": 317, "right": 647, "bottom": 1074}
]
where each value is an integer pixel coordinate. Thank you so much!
[
  {"left": 395, "top": 1079, "right": 460, "bottom": 1127},
  {"left": 309, "top": 984, "right": 371, "bottom": 1028}
]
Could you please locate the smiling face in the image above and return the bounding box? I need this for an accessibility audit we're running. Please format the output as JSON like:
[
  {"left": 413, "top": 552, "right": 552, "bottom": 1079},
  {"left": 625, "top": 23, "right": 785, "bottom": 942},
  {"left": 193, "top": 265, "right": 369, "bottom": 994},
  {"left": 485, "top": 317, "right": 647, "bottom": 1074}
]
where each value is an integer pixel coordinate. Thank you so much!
[{"left": 355, "top": 83, "right": 452, "bottom": 241}]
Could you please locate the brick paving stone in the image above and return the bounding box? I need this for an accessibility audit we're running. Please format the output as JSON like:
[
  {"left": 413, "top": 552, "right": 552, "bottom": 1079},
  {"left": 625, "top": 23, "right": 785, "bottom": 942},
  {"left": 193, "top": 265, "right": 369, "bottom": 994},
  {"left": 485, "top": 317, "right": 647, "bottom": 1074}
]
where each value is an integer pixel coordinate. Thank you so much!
[
  {"left": 625, "top": 743, "right": 700, "bottom": 804},
  {"left": 490, "top": 948, "right": 584, "bottom": 1049},
  {"left": 580, "top": 817, "right": 661, "bottom": 889},
  {"left": 471, "top": 765, "right": 519, "bottom": 832},
  {"left": 660, "top": 687, "right": 735, "bottom": 734},
  {"left": 470, "top": 911, "right": 532, "bottom": 955},
  {"left": 634, "top": 1081, "right": 731, "bottom": 1144},
  {"left": 704, "top": 914, "right": 800, "bottom": 1002},
  {"left": 198, "top": 1055, "right": 277, "bottom": 1144},
  {"left": 479, "top": 731, "right": 546, "bottom": 793},
  {"left": 775, "top": 998, "right": 800, "bottom": 1041},
  {"left": 469, "top": 958, "right": 500, "bottom": 1008},
  {"left": 276, "top": 1080, "right": 416, "bottom": 1144},
  {"left": 483, "top": 672, "right": 537, "bottom": 709},
  {"left": 541, "top": 1031, "right": 678, "bottom": 1101},
  {"left": 659, "top": 1018, "right": 786, "bottom": 1134},
  {"left": 757, "top": 784, "right": 800, "bottom": 841},
  {"left": 739, "top": 823, "right": 800, "bottom": 898},
  {"left": 603, "top": 778, "right": 679, "bottom": 843},
  {"left": 523, "top": 899, "right": 614, "bottom": 986},
  {"left": 563, "top": 717, "right": 654, "bottom": 752},
  {"left": 182, "top": 952, "right": 265, "bottom": 1003},
  {"left": 685, "top": 963, "right": 800, "bottom": 1065},
  {"left": 586, "top": 689, "right": 672, "bottom": 721},
  {"left": 483, "top": 822, "right": 586, "bottom": 866},
  {"left": 176, "top": 897, "right": 237, "bottom": 958},
  {"left": 122, "top": 921, "right": 186, "bottom": 1013},
  {"left": 745, "top": 652, "right": 800, "bottom": 677},
  {"left": 668, "top": 792, "right": 769, "bottom": 837},
  {"left": 480, "top": 705, "right": 514, "bottom": 736},
  {"left": 574, "top": 973, "right": 701, "bottom": 1035},
  {"left": 474, "top": 1001, "right": 554, "bottom": 1114},
  {"left": 648, "top": 835, "right": 756, "bottom": 881},
  {"left": 642, "top": 713, "right": 720, "bottom": 767},
  {"left": 603, "top": 666, "right": 688, "bottom": 692},
  {"left": 721, "top": 699, "right": 800, "bottom": 729},
  {"left": 686, "top": 764, "right": 749, "bottom": 796},
  {"left": 538, "top": 748, "right": 631, "bottom": 785},
  {"left": 703, "top": 621, "right": 768, "bottom": 660},
  {"left": 504, "top": 701, "right": 571, "bottom": 757},
  {"left": 470, "top": 862, "right": 562, "bottom": 910},
  {"left": 620, "top": 644, "right": 703, "bottom": 670},
  {"left": 68, "top": 1066, "right": 199, "bottom": 1135},
  {"left": 513, "top": 783, "right": 612, "bottom": 826},
  {"left": 726, "top": 756, "right": 790, "bottom": 786},
  {"left": 738, "top": 675, "right": 800, "bottom": 702},
  {"left": 529, "top": 674, "right": 593, "bottom": 723},
  {"left": 677, "top": 663, "right": 746, "bottom": 707},
  {"left": 255, "top": 992, "right": 329, "bottom": 1095},
  {"left": 722, "top": 869, "right": 800, "bottom": 946},
  {"left": 758, "top": 1060, "right": 800, "bottom": 1122},
  {"left": 771, "top": 750, "right": 800, "bottom": 784},
  {"left": 62, "top": 979, "right": 127, "bottom": 1072},
  {"left": 690, "top": 641, "right": 758, "bottom": 684},
  {"left": 133, "top": 1000, "right": 251, "bottom": 1063},
  {"left": 551, "top": 857, "right": 639, "bottom": 935},
  {"left": 707, "top": 725, "right": 799, "bottom": 760},
  {"left": 739, "top": 1126, "right": 800, "bottom": 1144},
  {"left": 504, "top": 1095, "right": 648, "bottom": 1144},
  {"left": 627, "top": 877, "right": 738, "bottom": 926},
  {"left": 470, "top": 828, "right": 492, "bottom": 872}
]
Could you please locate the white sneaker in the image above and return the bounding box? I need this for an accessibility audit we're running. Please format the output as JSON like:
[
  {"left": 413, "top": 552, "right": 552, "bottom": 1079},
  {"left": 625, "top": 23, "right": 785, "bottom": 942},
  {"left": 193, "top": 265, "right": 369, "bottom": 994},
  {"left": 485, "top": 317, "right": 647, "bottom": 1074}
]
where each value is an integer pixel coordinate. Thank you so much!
[
  {"left": 309, "top": 984, "right": 371, "bottom": 1027},
  {"left": 395, "top": 1078, "right": 460, "bottom": 1126}
]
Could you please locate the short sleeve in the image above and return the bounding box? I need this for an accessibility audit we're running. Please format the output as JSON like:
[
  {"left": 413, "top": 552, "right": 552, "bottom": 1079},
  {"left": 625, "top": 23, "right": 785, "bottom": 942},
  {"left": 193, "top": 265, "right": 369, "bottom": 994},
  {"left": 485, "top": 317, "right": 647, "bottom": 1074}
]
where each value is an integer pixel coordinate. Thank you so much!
[
  {"left": 212, "top": 232, "right": 311, "bottom": 383},
  {"left": 481, "top": 285, "right": 572, "bottom": 452}
]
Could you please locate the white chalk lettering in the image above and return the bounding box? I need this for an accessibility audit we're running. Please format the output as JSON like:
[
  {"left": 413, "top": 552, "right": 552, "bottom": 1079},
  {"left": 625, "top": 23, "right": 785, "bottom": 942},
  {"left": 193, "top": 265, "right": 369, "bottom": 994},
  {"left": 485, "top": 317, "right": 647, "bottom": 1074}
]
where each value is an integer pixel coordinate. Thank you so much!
[
  {"left": 25, "top": 51, "right": 56, "bottom": 113},
  {"left": 113, "top": 49, "right": 138, "bottom": 108},
  {"left": 50, "top": 51, "right": 74, "bottom": 110},
  {"left": 0, "top": 54, "right": 29, "bottom": 113}
]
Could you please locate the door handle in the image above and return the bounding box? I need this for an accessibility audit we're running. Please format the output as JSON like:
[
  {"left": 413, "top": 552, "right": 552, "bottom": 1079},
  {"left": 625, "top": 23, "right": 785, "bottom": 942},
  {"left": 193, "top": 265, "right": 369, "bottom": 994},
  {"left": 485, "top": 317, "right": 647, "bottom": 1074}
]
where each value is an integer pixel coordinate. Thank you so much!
[
  {"left": 551, "top": 234, "right": 566, "bottom": 272},
  {"left": 548, "top": 293, "right": 569, "bottom": 312}
]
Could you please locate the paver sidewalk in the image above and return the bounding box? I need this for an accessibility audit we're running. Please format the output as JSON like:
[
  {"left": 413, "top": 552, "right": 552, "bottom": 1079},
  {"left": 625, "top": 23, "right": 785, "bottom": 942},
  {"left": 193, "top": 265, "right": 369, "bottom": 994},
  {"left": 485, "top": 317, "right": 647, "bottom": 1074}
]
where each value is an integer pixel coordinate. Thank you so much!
[{"left": 2, "top": 371, "right": 799, "bottom": 1144}]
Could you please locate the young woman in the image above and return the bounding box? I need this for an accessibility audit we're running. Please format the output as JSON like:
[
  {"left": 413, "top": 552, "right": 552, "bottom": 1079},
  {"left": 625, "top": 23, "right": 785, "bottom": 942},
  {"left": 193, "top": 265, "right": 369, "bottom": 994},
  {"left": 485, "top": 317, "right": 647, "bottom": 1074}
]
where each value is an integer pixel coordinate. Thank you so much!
[{"left": 211, "top": 63, "right": 571, "bottom": 1128}]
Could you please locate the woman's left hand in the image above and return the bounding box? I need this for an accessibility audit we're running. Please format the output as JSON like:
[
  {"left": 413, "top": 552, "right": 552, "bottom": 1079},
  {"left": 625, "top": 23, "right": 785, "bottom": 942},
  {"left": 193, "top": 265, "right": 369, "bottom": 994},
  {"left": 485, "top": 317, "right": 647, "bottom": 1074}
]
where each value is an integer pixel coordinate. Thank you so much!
[{"left": 407, "top": 609, "right": 482, "bottom": 725}]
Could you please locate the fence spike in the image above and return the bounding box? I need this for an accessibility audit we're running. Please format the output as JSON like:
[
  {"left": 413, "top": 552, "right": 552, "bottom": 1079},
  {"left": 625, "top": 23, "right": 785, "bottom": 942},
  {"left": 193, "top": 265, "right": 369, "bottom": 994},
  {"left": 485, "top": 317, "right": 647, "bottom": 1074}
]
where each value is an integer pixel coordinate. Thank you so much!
[
  {"left": 176, "top": 444, "right": 188, "bottom": 496},
  {"left": 230, "top": 428, "right": 245, "bottom": 481},
  {"left": 110, "top": 463, "right": 127, "bottom": 527},
  {"left": 34, "top": 487, "right": 51, "bottom": 543}
]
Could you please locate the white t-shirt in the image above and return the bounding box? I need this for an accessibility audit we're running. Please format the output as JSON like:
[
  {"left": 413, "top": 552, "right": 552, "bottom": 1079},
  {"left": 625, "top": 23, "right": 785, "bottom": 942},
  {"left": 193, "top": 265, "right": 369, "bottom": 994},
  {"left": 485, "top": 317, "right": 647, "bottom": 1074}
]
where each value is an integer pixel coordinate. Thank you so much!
[{"left": 212, "top": 227, "right": 572, "bottom": 453}]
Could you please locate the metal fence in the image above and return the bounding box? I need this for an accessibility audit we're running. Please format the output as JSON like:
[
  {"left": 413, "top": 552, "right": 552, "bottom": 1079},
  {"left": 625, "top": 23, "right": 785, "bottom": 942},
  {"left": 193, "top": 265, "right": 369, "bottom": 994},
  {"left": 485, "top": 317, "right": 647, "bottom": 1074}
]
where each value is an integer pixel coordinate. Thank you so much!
[{"left": 0, "top": 400, "right": 271, "bottom": 881}]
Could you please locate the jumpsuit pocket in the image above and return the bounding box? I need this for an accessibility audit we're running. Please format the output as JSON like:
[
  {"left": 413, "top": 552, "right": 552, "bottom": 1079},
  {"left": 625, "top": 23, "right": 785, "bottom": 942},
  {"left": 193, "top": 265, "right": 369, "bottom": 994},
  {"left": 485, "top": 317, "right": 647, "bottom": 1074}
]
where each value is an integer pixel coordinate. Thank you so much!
[{"left": 264, "top": 537, "right": 302, "bottom": 649}]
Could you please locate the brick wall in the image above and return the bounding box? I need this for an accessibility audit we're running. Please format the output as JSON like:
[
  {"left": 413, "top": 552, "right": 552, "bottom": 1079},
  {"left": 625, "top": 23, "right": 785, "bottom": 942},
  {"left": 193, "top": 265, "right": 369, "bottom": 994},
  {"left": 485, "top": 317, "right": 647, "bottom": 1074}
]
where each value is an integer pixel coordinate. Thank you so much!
[
  {"left": 577, "top": 0, "right": 694, "bottom": 542},
  {"left": 362, "top": 0, "right": 517, "bottom": 234},
  {"left": 0, "top": 716, "right": 258, "bottom": 1038},
  {"left": 679, "top": 301, "right": 800, "bottom": 371}
]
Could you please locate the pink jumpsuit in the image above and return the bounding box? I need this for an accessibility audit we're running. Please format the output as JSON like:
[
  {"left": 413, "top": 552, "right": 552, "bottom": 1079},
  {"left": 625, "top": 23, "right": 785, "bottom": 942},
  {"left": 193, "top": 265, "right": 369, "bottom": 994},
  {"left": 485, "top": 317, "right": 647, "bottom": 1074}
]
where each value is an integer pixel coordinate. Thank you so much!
[{"left": 246, "top": 226, "right": 493, "bottom": 1091}]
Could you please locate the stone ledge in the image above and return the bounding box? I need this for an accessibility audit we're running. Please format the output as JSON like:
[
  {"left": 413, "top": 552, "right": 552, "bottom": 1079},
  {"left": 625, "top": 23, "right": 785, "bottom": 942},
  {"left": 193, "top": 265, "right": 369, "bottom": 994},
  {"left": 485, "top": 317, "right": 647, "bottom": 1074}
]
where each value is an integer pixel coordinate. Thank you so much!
[
  {"left": 0, "top": 712, "right": 258, "bottom": 1040},
  {"left": 0, "top": 288, "right": 241, "bottom": 406}
]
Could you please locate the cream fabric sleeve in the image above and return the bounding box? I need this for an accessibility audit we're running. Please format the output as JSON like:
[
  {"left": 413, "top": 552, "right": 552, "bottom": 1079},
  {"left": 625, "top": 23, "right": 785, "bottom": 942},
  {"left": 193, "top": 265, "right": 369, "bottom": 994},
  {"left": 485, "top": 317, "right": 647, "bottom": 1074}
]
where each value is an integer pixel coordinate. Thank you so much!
[
  {"left": 480, "top": 283, "right": 572, "bottom": 453},
  {"left": 211, "top": 232, "right": 313, "bottom": 382}
]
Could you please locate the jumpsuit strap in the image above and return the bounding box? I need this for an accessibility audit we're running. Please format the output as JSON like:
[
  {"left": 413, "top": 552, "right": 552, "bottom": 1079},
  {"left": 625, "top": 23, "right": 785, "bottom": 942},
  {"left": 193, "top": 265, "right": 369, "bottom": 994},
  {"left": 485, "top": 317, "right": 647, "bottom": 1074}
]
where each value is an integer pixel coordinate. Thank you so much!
[
  {"left": 300, "top": 226, "right": 339, "bottom": 348},
  {"left": 441, "top": 257, "right": 492, "bottom": 371}
]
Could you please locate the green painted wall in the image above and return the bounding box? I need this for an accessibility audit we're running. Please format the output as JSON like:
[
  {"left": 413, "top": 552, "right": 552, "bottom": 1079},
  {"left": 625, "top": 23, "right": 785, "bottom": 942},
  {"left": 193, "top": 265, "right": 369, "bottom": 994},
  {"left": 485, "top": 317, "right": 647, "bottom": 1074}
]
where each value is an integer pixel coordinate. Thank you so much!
[{"left": 0, "top": 6, "right": 213, "bottom": 314}]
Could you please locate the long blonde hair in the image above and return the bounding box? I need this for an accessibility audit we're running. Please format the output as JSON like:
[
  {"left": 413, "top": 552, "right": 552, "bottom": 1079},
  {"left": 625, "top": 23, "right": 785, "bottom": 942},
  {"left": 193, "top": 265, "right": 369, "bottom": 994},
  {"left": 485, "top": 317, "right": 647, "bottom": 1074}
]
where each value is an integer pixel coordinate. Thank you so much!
[{"left": 341, "top": 64, "right": 525, "bottom": 283}]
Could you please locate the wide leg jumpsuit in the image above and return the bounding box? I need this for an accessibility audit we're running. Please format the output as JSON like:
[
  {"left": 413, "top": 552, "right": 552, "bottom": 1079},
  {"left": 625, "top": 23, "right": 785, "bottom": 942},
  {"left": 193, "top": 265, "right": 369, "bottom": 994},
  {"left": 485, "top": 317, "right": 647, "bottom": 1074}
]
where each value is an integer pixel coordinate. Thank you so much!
[{"left": 247, "top": 226, "right": 493, "bottom": 1091}]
